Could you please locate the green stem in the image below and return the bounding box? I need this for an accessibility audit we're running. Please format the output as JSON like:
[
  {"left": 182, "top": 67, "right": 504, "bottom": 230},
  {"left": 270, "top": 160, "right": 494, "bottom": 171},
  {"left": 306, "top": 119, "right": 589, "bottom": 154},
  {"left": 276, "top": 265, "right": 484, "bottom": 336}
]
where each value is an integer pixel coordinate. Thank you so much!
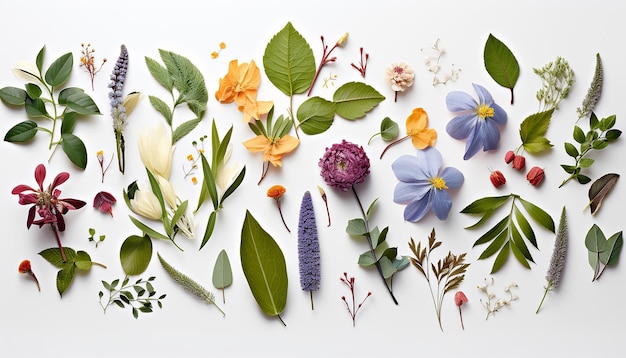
[{"left": 536, "top": 281, "right": 552, "bottom": 314}]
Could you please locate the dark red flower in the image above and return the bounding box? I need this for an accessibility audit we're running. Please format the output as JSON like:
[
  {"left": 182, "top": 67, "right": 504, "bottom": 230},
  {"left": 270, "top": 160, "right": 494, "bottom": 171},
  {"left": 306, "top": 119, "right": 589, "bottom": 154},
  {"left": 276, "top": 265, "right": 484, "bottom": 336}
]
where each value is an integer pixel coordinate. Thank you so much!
[
  {"left": 489, "top": 170, "right": 506, "bottom": 188},
  {"left": 18, "top": 259, "right": 40, "bottom": 291},
  {"left": 504, "top": 150, "right": 516, "bottom": 164},
  {"left": 512, "top": 155, "right": 526, "bottom": 171},
  {"left": 526, "top": 166, "right": 545, "bottom": 186},
  {"left": 93, "top": 191, "right": 117, "bottom": 216}
]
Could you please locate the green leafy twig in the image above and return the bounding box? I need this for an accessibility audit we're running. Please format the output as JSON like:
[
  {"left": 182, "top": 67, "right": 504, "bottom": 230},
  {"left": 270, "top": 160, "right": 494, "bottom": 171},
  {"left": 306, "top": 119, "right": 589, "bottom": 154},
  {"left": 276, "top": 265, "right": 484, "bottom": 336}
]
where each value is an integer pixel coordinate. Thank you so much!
[
  {"left": 39, "top": 247, "right": 106, "bottom": 296},
  {"left": 560, "top": 112, "right": 621, "bottom": 187},
  {"left": 408, "top": 229, "right": 469, "bottom": 331},
  {"left": 461, "top": 194, "right": 555, "bottom": 273},
  {"left": 1, "top": 46, "right": 101, "bottom": 169},
  {"left": 99, "top": 276, "right": 166, "bottom": 319}
]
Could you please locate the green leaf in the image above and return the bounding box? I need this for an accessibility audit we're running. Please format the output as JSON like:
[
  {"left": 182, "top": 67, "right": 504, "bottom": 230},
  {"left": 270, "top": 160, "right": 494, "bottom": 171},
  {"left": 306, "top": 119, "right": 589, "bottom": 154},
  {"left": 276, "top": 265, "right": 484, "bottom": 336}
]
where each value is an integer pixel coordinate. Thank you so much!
[
  {"left": 61, "top": 133, "right": 87, "bottom": 169},
  {"left": 490, "top": 241, "right": 510, "bottom": 274},
  {"left": 573, "top": 126, "right": 585, "bottom": 143},
  {"left": 484, "top": 34, "right": 520, "bottom": 104},
  {"left": 4, "top": 120, "right": 38, "bottom": 142},
  {"left": 380, "top": 117, "right": 399, "bottom": 141},
  {"left": 199, "top": 210, "right": 217, "bottom": 250},
  {"left": 587, "top": 173, "right": 619, "bottom": 215},
  {"left": 519, "top": 110, "right": 554, "bottom": 153},
  {"left": 25, "top": 83, "right": 42, "bottom": 99},
  {"left": 564, "top": 142, "right": 579, "bottom": 157},
  {"left": 61, "top": 112, "right": 78, "bottom": 134},
  {"left": 240, "top": 210, "right": 288, "bottom": 319},
  {"left": 145, "top": 56, "right": 174, "bottom": 91},
  {"left": 200, "top": 153, "right": 219, "bottom": 211},
  {"left": 473, "top": 216, "right": 508, "bottom": 247},
  {"left": 588, "top": 250, "right": 599, "bottom": 274},
  {"left": 518, "top": 197, "right": 555, "bottom": 233},
  {"left": 120, "top": 234, "right": 153, "bottom": 276},
  {"left": 25, "top": 97, "right": 48, "bottom": 118},
  {"left": 58, "top": 87, "right": 101, "bottom": 115},
  {"left": 366, "top": 198, "right": 378, "bottom": 218},
  {"left": 128, "top": 215, "right": 169, "bottom": 241},
  {"left": 212, "top": 249, "right": 233, "bottom": 289},
  {"left": 514, "top": 205, "right": 537, "bottom": 248},
  {"left": 333, "top": 82, "right": 385, "bottom": 120},
  {"left": 478, "top": 230, "right": 508, "bottom": 259},
  {"left": 346, "top": 218, "right": 367, "bottom": 236},
  {"left": 605, "top": 129, "right": 622, "bottom": 141},
  {"left": 599, "top": 232, "right": 623, "bottom": 265},
  {"left": 159, "top": 49, "right": 208, "bottom": 118},
  {"left": 149, "top": 95, "right": 173, "bottom": 125},
  {"left": 220, "top": 166, "right": 246, "bottom": 207},
  {"left": 173, "top": 118, "right": 202, "bottom": 143},
  {"left": 461, "top": 195, "right": 511, "bottom": 215},
  {"left": 378, "top": 256, "right": 397, "bottom": 279},
  {"left": 357, "top": 244, "right": 387, "bottom": 267},
  {"left": 263, "top": 22, "right": 316, "bottom": 96},
  {"left": 44, "top": 52, "right": 73, "bottom": 87},
  {"left": 510, "top": 223, "right": 534, "bottom": 263},
  {"left": 510, "top": 236, "right": 531, "bottom": 269},
  {"left": 74, "top": 251, "right": 93, "bottom": 271},
  {"left": 36, "top": 46, "right": 45, "bottom": 73},
  {"left": 0, "top": 86, "right": 28, "bottom": 105},
  {"left": 39, "top": 247, "right": 77, "bottom": 268},
  {"left": 576, "top": 174, "right": 592, "bottom": 185},
  {"left": 579, "top": 158, "right": 594, "bottom": 168},
  {"left": 585, "top": 224, "right": 607, "bottom": 253},
  {"left": 56, "top": 265, "right": 76, "bottom": 297},
  {"left": 296, "top": 96, "right": 336, "bottom": 135}
]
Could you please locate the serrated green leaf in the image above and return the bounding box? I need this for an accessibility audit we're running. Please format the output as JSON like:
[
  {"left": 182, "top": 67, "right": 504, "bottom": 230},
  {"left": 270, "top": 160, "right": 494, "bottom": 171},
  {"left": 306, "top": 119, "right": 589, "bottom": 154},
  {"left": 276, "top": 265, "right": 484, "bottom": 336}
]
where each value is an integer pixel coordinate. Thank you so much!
[
  {"left": 333, "top": 82, "right": 385, "bottom": 120},
  {"left": 585, "top": 224, "right": 607, "bottom": 253},
  {"left": 520, "top": 110, "right": 554, "bottom": 153},
  {"left": 149, "top": 95, "right": 173, "bottom": 125},
  {"left": 4, "top": 120, "right": 38, "bottom": 142},
  {"left": 145, "top": 56, "right": 174, "bottom": 91},
  {"left": 240, "top": 210, "right": 288, "bottom": 319},
  {"left": 380, "top": 117, "right": 399, "bottom": 141},
  {"left": 460, "top": 195, "right": 511, "bottom": 215},
  {"left": 484, "top": 34, "right": 520, "bottom": 104},
  {"left": 58, "top": 87, "right": 101, "bottom": 115},
  {"left": 346, "top": 218, "right": 367, "bottom": 236},
  {"left": 518, "top": 198, "right": 555, "bottom": 233},
  {"left": 296, "top": 96, "right": 336, "bottom": 135},
  {"left": 0, "top": 86, "right": 28, "bottom": 105},
  {"left": 213, "top": 249, "right": 233, "bottom": 289},
  {"left": 74, "top": 251, "right": 93, "bottom": 271},
  {"left": 490, "top": 241, "right": 510, "bottom": 274},
  {"left": 39, "top": 247, "right": 77, "bottom": 268},
  {"left": 61, "top": 133, "right": 87, "bottom": 169},
  {"left": 120, "top": 234, "right": 153, "bottom": 276},
  {"left": 588, "top": 173, "right": 619, "bottom": 215},
  {"left": 44, "top": 52, "right": 73, "bottom": 87},
  {"left": 600, "top": 232, "right": 623, "bottom": 265},
  {"left": 159, "top": 49, "right": 207, "bottom": 118},
  {"left": 57, "top": 265, "right": 76, "bottom": 297},
  {"left": 173, "top": 118, "right": 201, "bottom": 143},
  {"left": 263, "top": 22, "right": 316, "bottom": 96}
]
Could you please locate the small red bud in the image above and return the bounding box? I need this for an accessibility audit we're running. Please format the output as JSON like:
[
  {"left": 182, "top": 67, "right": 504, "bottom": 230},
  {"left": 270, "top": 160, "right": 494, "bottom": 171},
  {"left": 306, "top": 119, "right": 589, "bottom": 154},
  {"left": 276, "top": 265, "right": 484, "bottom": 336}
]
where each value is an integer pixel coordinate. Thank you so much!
[
  {"left": 504, "top": 150, "right": 516, "bottom": 164},
  {"left": 489, "top": 170, "right": 506, "bottom": 188},
  {"left": 512, "top": 155, "right": 526, "bottom": 170},
  {"left": 454, "top": 291, "right": 468, "bottom": 307},
  {"left": 526, "top": 166, "right": 545, "bottom": 186}
]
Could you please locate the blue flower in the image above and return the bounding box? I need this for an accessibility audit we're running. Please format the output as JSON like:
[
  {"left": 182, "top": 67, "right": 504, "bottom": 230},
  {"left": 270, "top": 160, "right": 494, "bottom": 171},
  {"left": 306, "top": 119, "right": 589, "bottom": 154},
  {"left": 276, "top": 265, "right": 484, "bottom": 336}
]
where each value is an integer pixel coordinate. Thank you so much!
[
  {"left": 392, "top": 147, "right": 464, "bottom": 222},
  {"left": 445, "top": 83, "right": 507, "bottom": 160}
]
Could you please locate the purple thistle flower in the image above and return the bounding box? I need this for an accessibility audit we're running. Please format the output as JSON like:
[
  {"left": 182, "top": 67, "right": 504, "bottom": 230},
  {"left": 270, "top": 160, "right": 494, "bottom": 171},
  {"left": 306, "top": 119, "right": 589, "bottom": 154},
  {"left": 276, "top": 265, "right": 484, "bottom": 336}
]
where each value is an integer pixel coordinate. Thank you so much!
[
  {"left": 298, "top": 191, "right": 320, "bottom": 309},
  {"left": 318, "top": 140, "right": 370, "bottom": 191}
]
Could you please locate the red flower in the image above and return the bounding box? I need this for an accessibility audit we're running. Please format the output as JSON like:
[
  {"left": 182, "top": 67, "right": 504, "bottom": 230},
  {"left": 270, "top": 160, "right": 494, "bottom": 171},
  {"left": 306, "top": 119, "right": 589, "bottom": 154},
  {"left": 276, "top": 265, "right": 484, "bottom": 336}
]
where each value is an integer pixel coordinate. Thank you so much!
[
  {"left": 489, "top": 170, "right": 506, "bottom": 188},
  {"left": 512, "top": 155, "right": 526, "bottom": 171},
  {"left": 18, "top": 259, "right": 40, "bottom": 291},
  {"left": 454, "top": 291, "right": 468, "bottom": 330},
  {"left": 526, "top": 166, "right": 545, "bottom": 186},
  {"left": 504, "top": 150, "right": 515, "bottom": 164},
  {"left": 93, "top": 191, "right": 117, "bottom": 216}
]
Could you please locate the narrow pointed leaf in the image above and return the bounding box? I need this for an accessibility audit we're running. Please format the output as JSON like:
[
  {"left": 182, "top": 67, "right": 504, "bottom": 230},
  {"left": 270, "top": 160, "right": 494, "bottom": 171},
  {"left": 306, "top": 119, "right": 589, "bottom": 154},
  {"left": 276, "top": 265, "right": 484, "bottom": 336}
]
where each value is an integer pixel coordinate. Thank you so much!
[
  {"left": 484, "top": 34, "right": 520, "bottom": 104},
  {"left": 587, "top": 173, "right": 619, "bottom": 215},
  {"left": 199, "top": 210, "right": 217, "bottom": 250},
  {"left": 149, "top": 95, "right": 173, "bottom": 125},
  {"left": 514, "top": 205, "right": 537, "bottom": 248},
  {"left": 518, "top": 198, "right": 555, "bottom": 233},
  {"left": 490, "top": 241, "right": 510, "bottom": 274},
  {"left": 333, "top": 82, "right": 385, "bottom": 120},
  {"left": 510, "top": 238, "right": 531, "bottom": 269},
  {"left": 460, "top": 195, "right": 511, "bottom": 215},
  {"left": 173, "top": 118, "right": 202, "bottom": 143},
  {"left": 473, "top": 216, "right": 508, "bottom": 247},
  {"left": 478, "top": 230, "right": 508, "bottom": 260}
]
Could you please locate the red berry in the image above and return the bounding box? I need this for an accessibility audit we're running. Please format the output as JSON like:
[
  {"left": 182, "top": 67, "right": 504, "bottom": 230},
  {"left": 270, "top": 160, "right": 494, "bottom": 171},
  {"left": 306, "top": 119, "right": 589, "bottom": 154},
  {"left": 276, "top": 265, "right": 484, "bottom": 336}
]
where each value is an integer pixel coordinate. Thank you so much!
[
  {"left": 512, "top": 155, "right": 526, "bottom": 170},
  {"left": 504, "top": 150, "right": 516, "bottom": 164},
  {"left": 489, "top": 170, "right": 506, "bottom": 188},
  {"left": 526, "top": 166, "right": 545, "bottom": 186}
]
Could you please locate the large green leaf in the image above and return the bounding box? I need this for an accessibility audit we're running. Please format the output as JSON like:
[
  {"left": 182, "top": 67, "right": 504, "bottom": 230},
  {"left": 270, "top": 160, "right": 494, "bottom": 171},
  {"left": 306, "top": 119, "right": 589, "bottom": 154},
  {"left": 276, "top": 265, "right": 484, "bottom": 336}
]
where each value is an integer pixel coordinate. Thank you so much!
[
  {"left": 484, "top": 34, "right": 520, "bottom": 104},
  {"left": 159, "top": 49, "right": 208, "bottom": 118},
  {"left": 44, "top": 52, "right": 73, "bottom": 87},
  {"left": 4, "top": 120, "right": 37, "bottom": 142},
  {"left": 61, "top": 133, "right": 87, "bottom": 169},
  {"left": 263, "top": 22, "right": 315, "bottom": 96},
  {"left": 145, "top": 56, "right": 174, "bottom": 91},
  {"left": 120, "top": 234, "right": 153, "bottom": 276},
  {"left": 296, "top": 96, "right": 336, "bottom": 135},
  {"left": 212, "top": 249, "right": 233, "bottom": 289},
  {"left": 240, "top": 211, "right": 288, "bottom": 320},
  {"left": 461, "top": 195, "right": 511, "bottom": 215},
  {"left": 520, "top": 110, "right": 554, "bottom": 153},
  {"left": 58, "top": 87, "right": 101, "bottom": 115},
  {"left": 0, "top": 86, "right": 27, "bottom": 105},
  {"left": 333, "top": 82, "right": 385, "bottom": 120}
]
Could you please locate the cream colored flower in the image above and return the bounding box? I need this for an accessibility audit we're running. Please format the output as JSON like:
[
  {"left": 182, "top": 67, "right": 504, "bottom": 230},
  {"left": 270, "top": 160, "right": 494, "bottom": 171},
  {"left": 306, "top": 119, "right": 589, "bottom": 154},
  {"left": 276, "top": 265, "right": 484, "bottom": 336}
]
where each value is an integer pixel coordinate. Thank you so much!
[
  {"left": 157, "top": 175, "right": 177, "bottom": 209},
  {"left": 130, "top": 183, "right": 162, "bottom": 220},
  {"left": 138, "top": 123, "right": 173, "bottom": 179},
  {"left": 12, "top": 61, "right": 40, "bottom": 82},
  {"left": 175, "top": 209, "right": 196, "bottom": 240},
  {"left": 386, "top": 62, "right": 415, "bottom": 92},
  {"left": 216, "top": 144, "right": 242, "bottom": 193}
]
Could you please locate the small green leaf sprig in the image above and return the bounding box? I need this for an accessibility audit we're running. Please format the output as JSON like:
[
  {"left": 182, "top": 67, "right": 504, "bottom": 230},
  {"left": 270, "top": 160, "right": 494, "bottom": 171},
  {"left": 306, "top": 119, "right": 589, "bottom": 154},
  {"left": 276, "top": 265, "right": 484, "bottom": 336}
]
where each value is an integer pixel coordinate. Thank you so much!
[
  {"left": 99, "top": 276, "right": 166, "bottom": 319},
  {"left": 461, "top": 194, "right": 555, "bottom": 273},
  {"left": 87, "top": 228, "right": 106, "bottom": 247},
  {"left": 585, "top": 224, "right": 623, "bottom": 281},
  {"left": 408, "top": 228, "right": 469, "bottom": 331},
  {"left": 560, "top": 112, "right": 621, "bottom": 187},
  {"left": 145, "top": 49, "right": 208, "bottom": 143},
  {"left": 1, "top": 46, "right": 101, "bottom": 169},
  {"left": 39, "top": 247, "right": 106, "bottom": 296}
]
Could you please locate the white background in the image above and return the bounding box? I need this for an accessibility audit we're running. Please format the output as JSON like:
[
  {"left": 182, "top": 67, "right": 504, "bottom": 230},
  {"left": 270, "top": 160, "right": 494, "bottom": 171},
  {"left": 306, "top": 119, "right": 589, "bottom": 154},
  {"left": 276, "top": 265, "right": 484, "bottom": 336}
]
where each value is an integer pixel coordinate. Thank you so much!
[{"left": 1, "top": 1, "right": 625, "bottom": 357}]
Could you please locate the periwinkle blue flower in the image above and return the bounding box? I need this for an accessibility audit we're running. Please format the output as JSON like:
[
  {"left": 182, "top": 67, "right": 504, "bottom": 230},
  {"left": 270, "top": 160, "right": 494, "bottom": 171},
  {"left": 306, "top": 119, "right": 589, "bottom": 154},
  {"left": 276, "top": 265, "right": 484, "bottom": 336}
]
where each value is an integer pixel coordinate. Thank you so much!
[
  {"left": 297, "top": 190, "right": 320, "bottom": 308},
  {"left": 445, "top": 83, "right": 507, "bottom": 160},
  {"left": 392, "top": 147, "right": 464, "bottom": 222}
]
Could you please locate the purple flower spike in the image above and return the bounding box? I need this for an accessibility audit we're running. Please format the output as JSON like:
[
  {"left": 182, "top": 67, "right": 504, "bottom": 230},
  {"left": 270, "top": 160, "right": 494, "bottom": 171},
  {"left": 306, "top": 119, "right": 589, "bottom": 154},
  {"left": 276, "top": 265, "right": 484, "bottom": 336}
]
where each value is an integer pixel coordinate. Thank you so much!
[{"left": 298, "top": 191, "right": 320, "bottom": 310}]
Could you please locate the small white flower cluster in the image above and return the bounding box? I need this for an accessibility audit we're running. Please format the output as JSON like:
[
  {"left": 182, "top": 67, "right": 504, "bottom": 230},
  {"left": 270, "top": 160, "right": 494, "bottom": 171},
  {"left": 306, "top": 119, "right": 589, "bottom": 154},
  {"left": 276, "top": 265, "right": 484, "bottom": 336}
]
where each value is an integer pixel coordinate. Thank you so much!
[
  {"left": 421, "top": 39, "right": 461, "bottom": 86},
  {"left": 478, "top": 277, "right": 519, "bottom": 320}
]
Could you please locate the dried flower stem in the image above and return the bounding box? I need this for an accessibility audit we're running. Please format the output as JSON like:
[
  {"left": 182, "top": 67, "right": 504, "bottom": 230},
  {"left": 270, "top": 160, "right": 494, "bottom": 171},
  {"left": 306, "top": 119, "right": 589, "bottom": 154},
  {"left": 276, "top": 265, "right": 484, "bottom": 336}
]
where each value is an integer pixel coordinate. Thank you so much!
[
  {"left": 317, "top": 186, "right": 331, "bottom": 227},
  {"left": 351, "top": 47, "right": 369, "bottom": 78},
  {"left": 307, "top": 35, "right": 345, "bottom": 96},
  {"left": 340, "top": 272, "right": 371, "bottom": 327},
  {"left": 275, "top": 198, "right": 290, "bottom": 233}
]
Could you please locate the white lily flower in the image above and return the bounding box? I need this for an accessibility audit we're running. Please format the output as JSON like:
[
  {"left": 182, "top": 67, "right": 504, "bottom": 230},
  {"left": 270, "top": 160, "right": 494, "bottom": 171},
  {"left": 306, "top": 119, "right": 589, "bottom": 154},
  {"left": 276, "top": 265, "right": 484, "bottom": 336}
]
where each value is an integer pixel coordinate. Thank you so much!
[
  {"left": 157, "top": 175, "right": 177, "bottom": 209},
  {"left": 138, "top": 123, "right": 173, "bottom": 179},
  {"left": 130, "top": 183, "right": 163, "bottom": 220},
  {"left": 216, "top": 144, "right": 242, "bottom": 194},
  {"left": 175, "top": 208, "right": 196, "bottom": 240},
  {"left": 12, "top": 61, "right": 40, "bottom": 82}
]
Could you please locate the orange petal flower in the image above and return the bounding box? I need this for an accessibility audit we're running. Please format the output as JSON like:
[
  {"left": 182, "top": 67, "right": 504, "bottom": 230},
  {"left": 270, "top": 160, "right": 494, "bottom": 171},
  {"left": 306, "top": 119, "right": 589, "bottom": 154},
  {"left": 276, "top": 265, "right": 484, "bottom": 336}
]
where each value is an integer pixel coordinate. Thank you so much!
[
  {"left": 267, "top": 185, "right": 287, "bottom": 198},
  {"left": 243, "top": 134, "right": 300, "bottom": 167},
  {"left": 406, "top": 108, "right": 437, "bottom": 149},
  {"left": 216, "top": 59, "right": 272, "bottom": 121}
]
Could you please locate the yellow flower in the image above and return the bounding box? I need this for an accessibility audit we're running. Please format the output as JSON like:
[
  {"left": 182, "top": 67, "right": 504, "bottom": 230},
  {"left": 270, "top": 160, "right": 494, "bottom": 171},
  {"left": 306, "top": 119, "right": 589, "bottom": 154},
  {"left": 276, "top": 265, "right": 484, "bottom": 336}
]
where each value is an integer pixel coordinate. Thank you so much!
[
  {"left": 243, "top": 134, "right": 300, "bottom": 167},
  {"left": 219, "top": 42, "right": 227, "bottom": 50},
  {"left": 406, "top": 108, "right": 437, "bottom": 149},
  {"left": 138, "top": 123, "right": 173, "bottom": 179},
  {"left": 215, "top": 59, "right": 273, "bottom": 121}
]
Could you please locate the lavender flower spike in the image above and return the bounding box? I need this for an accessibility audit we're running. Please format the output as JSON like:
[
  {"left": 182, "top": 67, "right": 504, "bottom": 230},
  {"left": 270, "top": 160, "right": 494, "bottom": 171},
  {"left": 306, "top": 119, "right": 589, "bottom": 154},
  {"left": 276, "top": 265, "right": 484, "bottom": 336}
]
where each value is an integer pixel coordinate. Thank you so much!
[
  {"left": 109, "top": 44, "right": 129, "bottom": 173},
  {"left": 536, "top": 206, "right": 568, "bottom": 313},
  {"left": 298, "top": 190, "right": 321, "bottom": 310}
]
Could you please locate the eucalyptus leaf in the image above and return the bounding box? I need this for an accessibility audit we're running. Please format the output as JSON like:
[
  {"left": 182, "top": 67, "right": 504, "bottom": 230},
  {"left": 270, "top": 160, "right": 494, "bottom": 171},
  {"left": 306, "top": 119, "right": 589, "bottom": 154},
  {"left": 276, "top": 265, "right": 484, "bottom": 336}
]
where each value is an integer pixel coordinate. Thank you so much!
[
  {"left": 120, "top": 234, "right": 153, "bottom": 276},
  {"left": 599, "top": 232, "right": 623, "bottom": 266},
  {"left": 333, "top": 82, "right": 385, "bottom": 120},
  {"left": 0, "top": 86, "right": 28, "bottom": 105},
  {"left": 61, "top": 133, "right": 87, "bottom": 169},
  {"left": 296, "top": 96, "right": 336, "bottom": 135},
  {"left": 212, "top": 249, "right": 233, "bottom": 296},
  {"left": 346, "top": 218, "right": 368, "bottom": 236},
  {"left": 585, "top": 224, "right": 607, "bottom": 253},
  {"left": 484, "top": 34, "right": 520, "bottom": 104},
  {"left": 240, "top": 211, "right": 288, "bottom": 322},
  {"left": 4, "top": 120, "right": 38, "bottom": 142},
  {"left": 587, "top": 173, "right": 619, "bottom": 215},
  {"left": 263, "top": 22, "right": 315, "bottom": 96},
  {"left": 44, "top": 52, "right": 73, "bottom": 87}
]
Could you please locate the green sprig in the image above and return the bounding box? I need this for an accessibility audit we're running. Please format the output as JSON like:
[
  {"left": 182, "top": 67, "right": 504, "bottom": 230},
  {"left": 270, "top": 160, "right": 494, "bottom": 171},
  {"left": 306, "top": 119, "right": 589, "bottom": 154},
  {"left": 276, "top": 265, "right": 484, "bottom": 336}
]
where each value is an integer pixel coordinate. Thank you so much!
[
  {"left": 534, "top": 56, "right": 575, "bottom": 112},
  {"left": 99, "top": 276, "right": 166, "bottom": 319}
]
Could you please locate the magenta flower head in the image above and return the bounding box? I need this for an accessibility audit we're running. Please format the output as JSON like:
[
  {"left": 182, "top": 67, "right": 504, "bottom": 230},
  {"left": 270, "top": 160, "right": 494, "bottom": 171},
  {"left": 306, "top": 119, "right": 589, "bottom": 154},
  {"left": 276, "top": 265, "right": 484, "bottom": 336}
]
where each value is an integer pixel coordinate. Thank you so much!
[
  {"left": 318, "top": 140, "right": 370, "bottom": 191},
  {"left": 445, "top": 83, "right": 507, "bottom": 160}
]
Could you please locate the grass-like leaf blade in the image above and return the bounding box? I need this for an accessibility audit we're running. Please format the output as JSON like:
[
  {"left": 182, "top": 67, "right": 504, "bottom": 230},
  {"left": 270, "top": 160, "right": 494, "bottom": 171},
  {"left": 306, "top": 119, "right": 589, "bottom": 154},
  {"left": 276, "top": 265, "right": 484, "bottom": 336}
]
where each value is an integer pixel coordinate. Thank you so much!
[
  {"left": 460, "top": 195, "right": 511, "bottom": 215},
  {"left": 61, "top": 133, "right": 87, "bottom": 169},
  {"left": 518, "top": 198, "right": 555, "bottom": 233},
  {"left": 491, "top": 241, "right": 510, "bottom": 274}
]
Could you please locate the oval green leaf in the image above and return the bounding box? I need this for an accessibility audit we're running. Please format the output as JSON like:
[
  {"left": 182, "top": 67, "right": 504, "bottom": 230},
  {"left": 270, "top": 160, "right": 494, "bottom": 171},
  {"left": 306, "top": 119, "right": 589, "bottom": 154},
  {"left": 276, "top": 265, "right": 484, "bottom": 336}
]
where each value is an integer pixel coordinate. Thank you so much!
[
  {"left": 44, "top": 52, "right": 73, "bottom": 87},
  {"left": 25, "top": 83, "right": 42, "bottom": 99},
  {"left": 240, "top": 210, "right": 288, "bottom": 318},
  {"left": 381, "top": 117, "right": 399, "bottom": 141},
  {"left": 57, "top": 265, "right": 76, "bottom": 297},
  {"left": 588, "top": 173, "right": 619, "bottom": 215},
  {"left": 61, "top": 133, "right": 87, "bottom": 169},
  {"left": 4, "top": 120, "right": 38, "bottom": 142},
  {"left": 585, "top": 224, "right": 607, "bottom": 253},
  {"left": 333, "top": 82, "right": 385, "bottom": 120},
  {"left": 212, "top": 249, "right": 233, "bottom": 289},
  {"left": 296, "top": 96, "right": 336, "bottom": 135},
  {"left": 484, "top": 34, "right": 520, "bottom": 104},
  {"left": 0, "top": 86, "right": 28, "bottom": 105},
  {"left": 600, "top": 232, "right": 623, "bottom": 265},
  {"left": 25, "top": 97, "right": 48, "bottom": 118},
  {"left": 58, "top": 87, "right": 101, "bottom": 115},
  {"left": 120, "top": 234, "right": 153, "bottom": 276}
]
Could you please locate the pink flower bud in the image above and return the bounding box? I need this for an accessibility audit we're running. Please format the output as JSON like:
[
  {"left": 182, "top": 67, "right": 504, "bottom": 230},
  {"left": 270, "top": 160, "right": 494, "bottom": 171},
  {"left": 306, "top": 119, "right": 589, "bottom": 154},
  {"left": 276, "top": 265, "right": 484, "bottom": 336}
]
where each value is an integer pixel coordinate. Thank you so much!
[
  {"left": 489, "top": 170, "right": 506, "bottom": 188},
  {"left": 512, "top": 155, "right": 526, "bottom": 170},
  {"left": 504, "top": 150, "right": 515, "bottom": 164},
  {"left": 454, "top": 291, "right": 468, "bottom": 307},
  {"left": 526, "top": 166, "right": 545, "bottom": 186}
]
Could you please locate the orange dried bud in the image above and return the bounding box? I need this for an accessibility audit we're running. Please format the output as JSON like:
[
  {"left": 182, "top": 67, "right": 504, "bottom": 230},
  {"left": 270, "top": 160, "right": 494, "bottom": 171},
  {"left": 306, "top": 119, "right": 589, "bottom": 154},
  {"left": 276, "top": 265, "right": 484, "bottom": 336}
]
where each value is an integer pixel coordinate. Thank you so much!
[
  {"left": 526, "top": 166, "right": 545, "bottom": 186},
  {"left": 18, "top": 259, "right": 31, "bottom": 273},
  {"left": 512, "top": 155, "right": 526, "bottom": 170},
  {"left": 489, "top": 170, "right": 506, "bottom": 188},
  {"left": 267, "top": 185, "right": 287, "bottom": 199}
]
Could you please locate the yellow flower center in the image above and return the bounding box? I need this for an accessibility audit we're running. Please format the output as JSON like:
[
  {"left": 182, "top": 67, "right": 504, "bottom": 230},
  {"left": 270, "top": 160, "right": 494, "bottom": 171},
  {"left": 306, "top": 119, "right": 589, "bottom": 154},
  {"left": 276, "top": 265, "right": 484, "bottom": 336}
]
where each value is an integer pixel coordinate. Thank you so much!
[
  {"left": 430, "top": 177, "right": 448, "bottom": 190},
  {"left": 477, "top": 104, "right": 495, "bottom": 119}
]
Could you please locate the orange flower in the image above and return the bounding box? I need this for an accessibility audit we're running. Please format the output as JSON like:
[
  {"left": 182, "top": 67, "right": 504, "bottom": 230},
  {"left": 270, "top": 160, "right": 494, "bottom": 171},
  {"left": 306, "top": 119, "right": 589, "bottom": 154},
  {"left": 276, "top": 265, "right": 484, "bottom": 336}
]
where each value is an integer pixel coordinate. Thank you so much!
[
  {"left": 215, "top": 59, "right": 273, "bottom": 121},
  {"left": 267, "top": 185, "right": 287, "bottom": 199},
  {"left": 243, "top": 134, "right": 300, "bottom": 167},
  {"left": 406, "top": 107, "right": 437, "bottom": 149}
]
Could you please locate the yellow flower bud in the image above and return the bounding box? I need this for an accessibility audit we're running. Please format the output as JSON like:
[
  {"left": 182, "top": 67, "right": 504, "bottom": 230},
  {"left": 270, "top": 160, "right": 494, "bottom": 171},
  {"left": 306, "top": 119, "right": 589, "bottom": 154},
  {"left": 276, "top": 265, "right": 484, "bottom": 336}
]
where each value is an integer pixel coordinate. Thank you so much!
[{"left": 337, "top": 32, "right": 349, "bottom": 47}]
